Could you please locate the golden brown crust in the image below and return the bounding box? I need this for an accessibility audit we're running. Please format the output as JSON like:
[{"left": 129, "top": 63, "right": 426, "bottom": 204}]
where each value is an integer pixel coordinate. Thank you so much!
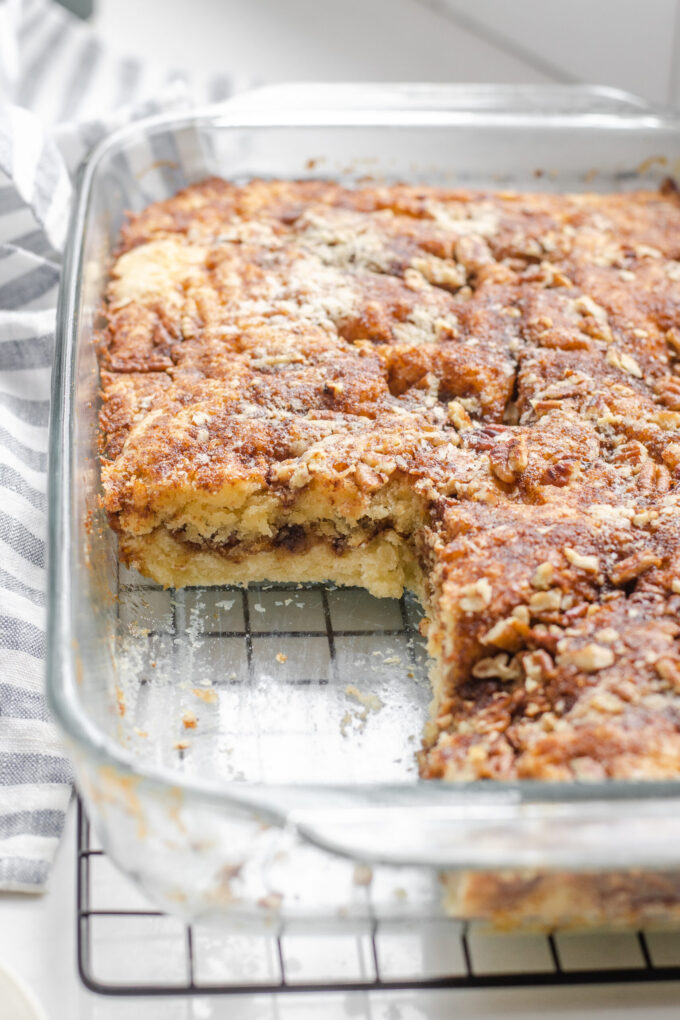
[{"left": 99, "top": 177, "right": 680, "bottom": 782}]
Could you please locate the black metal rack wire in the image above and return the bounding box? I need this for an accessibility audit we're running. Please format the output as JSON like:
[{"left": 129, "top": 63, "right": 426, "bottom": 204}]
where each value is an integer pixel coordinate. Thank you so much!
[
  {"left": 79, "top": 575, "right": 680, "bottom": 996},
  {"left": 77, "top": 800, "right": 680, "bottom": 997}
]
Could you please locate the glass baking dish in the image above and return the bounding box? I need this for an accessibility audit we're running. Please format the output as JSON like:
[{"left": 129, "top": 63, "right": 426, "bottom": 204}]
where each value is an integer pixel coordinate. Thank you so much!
[{"left": 48, "top": 83, "right": 680, "bottom": 930}]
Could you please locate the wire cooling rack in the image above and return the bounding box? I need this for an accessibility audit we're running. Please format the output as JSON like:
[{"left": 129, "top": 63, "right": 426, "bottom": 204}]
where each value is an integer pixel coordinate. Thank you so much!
[
  {"left": 115, "top": 571, "right": 432, "bottom": 788},
  {"left": 77, "top": 799, "right": 680, "bottom": 997},
  {"left": 80, "top": 571, "right": 680, "bottom": 995}
]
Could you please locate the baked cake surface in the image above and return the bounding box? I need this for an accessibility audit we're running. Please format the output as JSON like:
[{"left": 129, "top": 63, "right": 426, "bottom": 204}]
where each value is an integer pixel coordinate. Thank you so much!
[{"left": 100, "top": 177, "right": 680, "bottom": 783}]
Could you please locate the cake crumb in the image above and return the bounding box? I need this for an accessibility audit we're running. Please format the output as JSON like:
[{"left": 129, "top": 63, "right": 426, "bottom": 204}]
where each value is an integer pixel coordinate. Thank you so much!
[
  {"left": 192, "top": 687, "right": 218, "bottom": 704},
  {"left": 115, "top": 685, "right": 126, "bottom": 717},
  {"left": 215, "top": 598, "right": 235, "bottom": 611},
  {"left": 257, "top": 892, "right": 283, "bottom": 910},
  {"left": 345, "top": 684, "right": 384, "bottom": 713},
  {"left": 340, "top": 711, "right": 354, "bottom": 737}
]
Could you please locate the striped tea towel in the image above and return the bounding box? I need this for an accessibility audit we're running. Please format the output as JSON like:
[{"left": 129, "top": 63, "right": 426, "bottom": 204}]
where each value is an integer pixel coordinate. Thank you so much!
[{"left": 0, "top": 0, "right": 241, "bottom": 892}]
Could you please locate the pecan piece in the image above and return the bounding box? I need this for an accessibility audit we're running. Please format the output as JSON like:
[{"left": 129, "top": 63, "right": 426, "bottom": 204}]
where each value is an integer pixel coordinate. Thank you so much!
[
  {"left": 606, "top": 348, "right": 643, "bottom": 378},
  {"left": 459, "top": 578, "right": 493, "bottom": 613},
  {"left": 637, "top": 461, "right": 671, "bottom": 495},
  {"left": 489, "top": 436, "right": 528, "bottom": 484},
  {"left": 610, "top": 440, "right": 647, "bottom": 471},
  {"left": 472, "top": 654, "right": 521, "bottom": 681},
  {"left": 541, "top": 458, "right": 578, "bottom": 486},
  {"left": 564, "top": 547, "right": 599, "bottom": 573},
  {"left": 481, "top": 614, "right": 530, "bottom": 652},
  {"left": 656, "top": 657, "right": 680, "bottom": 690},
  {"left": 558, "top": 643, "right": 615, "bottom": 672},
  {"left": 662, "top": 443, "right": 680, "bottom": 472},
  {"left": 654, "top": 376, "right": 680, "bottom": 411},
  {"left": 608, "top": 551, "right": 661, "bottom": 586}
]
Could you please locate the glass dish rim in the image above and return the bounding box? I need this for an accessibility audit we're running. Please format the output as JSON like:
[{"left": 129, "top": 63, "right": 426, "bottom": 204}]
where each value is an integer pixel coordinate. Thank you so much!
[{"left": 47, "top": 81, "right": 680, "bottom": 857}]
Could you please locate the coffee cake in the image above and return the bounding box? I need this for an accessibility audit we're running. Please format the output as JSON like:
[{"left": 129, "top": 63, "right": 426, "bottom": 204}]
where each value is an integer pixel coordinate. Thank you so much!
[{"left": 99, "top": 177, "right": 680, "bottom": 785}]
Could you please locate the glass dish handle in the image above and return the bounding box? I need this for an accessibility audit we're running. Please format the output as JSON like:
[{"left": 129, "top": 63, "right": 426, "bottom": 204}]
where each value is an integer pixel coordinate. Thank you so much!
[
  {"left": 288, "top": 792, "right": 680, "bottom": 871},
  {"left": 217, "top": 82, "right": 670, "bottom": 121}
]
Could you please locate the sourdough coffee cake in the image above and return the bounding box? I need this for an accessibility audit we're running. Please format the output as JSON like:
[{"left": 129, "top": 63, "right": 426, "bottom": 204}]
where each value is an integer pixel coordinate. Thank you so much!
[{"left": 99, "top": 177, "right": 680, "bottom": 783}]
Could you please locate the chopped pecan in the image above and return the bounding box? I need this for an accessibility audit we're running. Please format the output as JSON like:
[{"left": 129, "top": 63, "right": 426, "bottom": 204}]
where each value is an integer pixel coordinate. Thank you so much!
[
  {"left": 489, "top": 435, "right": 528, "bottom": 484},
  {"left": 656, "top": 657, "right": 680, "bottom": 690},
  {"left": 469, "top": 424, "right": 510, "bottom": 451},
  {"left": 522, "top": 648, "right": 555, "bottom": 685},
  {"left": 354, "top": 462, "right": 383, "bottom": 491},
  {"left": 654, "top": 376, "right": 680, "bottom": 411},
  {"left": 594, "top": 627, "right": 619, "bottom": 644},
  {"left": 529, "top": 589, "right": 562, "bottom": 613},
  {"left": 606, "top": 348, "right": 643, "bottom": 378},
  {"left": 574, "top": 295, "right": 613, "bottom": 342},
  {"left": 531, "top": 562, "right": 555, "bottom": 590},
  {"left": 541, "top": 458, "right": 578, "bottom": 486},
  {"left": 558, "top": 643, "right": 615, "bottom": 672},
  {"left": 472, "top": 654, "right": 521, "bottom": 681},
  {"left": 608, "top": 551, "right": 662, "bottom": 586},
  {"left": 589, "top": 691, "right": 624, "bottom": 714},
  {"left": 410, "top": 254, "right": 466, "bottom": 291},
  {"left": 637, "top": 460, "right": 671, "bottom": 495},
  {"left": 455, "top": 234, "right": 494, "bottom": 273},
  {"left": 610, "top": 440, "right": 647, "bottom": 471},
  {"left": 666, "top": 327, "right": 680, "bottom": 355},
  {"left": 564, "top": 547, "right": 599, "bottom": 574},
  {"left": 447, "top": 399, "right": 472, "bottom": 431},
  {"left": 481, "top": 614, "right": 530, "bottom": 652},
  {"left": 459, "top": 578, "right": 493, "bottom": 613},
  {"left": 662, "top": 443, "right": 680, "bottom": 472}
]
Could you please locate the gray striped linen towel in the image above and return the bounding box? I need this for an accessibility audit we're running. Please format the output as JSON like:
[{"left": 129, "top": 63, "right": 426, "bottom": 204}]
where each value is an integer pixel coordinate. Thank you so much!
[{"left": 0, "top": 0, "right": 241, "bottom": 892}]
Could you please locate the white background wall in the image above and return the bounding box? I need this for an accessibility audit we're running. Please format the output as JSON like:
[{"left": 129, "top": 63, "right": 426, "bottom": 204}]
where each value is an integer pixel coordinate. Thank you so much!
[{"left": 92, "top": 0, "right": 680, "bottom": 108}]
